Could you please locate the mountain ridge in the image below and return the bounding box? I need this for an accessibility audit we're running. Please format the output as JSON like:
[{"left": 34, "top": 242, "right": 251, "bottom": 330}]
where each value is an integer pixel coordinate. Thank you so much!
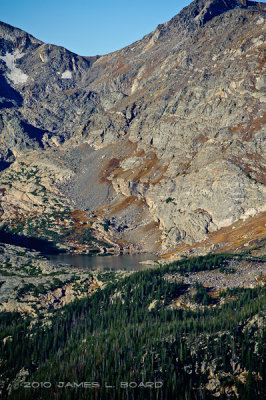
[
  {"left": 0, "top": 0, "right": 265, "bottom": 257},
  {"left": 1, "top": 1, "right": 265, "bottom": 58}
]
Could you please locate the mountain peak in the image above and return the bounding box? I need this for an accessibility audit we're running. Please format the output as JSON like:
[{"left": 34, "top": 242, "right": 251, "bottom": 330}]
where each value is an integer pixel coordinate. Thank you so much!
[
  {"left": 0, "top": 20, "right": 42, "bottom": 54},
  {"left": 147, "top": 0, "right": 264, "bottom": 45},
  {"left": 170, "top": 0, "right": 265, "bottom": 27}
]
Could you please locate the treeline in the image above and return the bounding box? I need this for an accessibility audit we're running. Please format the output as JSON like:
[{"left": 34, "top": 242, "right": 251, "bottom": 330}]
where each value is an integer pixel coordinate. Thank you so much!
[{"left": 0, "top": 253, "right": 265, "bottom": 399}]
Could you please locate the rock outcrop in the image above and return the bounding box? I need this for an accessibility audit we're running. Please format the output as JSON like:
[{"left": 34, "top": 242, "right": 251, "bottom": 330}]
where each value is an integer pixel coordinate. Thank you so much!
[{"left": 0, "top": 242, "right": 102, "bottom": 316}]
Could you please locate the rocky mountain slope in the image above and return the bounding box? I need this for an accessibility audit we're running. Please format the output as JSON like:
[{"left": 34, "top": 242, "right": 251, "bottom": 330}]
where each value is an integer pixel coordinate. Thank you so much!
[
  {"left": 0, "top": 242, "right": 102, "bottom": 316},
  {"left": 0, "top": 0, "right": 265, "bottom": 256}
]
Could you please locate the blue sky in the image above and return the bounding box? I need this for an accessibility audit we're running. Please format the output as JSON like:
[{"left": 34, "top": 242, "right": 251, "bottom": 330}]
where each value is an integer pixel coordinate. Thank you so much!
[{"left": 0, "top": 0, "right": 192, "bottom": 56}]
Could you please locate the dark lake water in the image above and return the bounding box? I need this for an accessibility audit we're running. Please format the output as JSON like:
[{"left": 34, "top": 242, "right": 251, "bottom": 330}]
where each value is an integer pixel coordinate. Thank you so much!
[{"left": 47, "top": 253, "right": 158, "bottom": 272}]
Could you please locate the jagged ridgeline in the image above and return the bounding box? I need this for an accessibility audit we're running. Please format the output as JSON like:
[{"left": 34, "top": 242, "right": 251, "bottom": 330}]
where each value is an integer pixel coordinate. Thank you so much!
[{"left": 0, "top": 0, "right": 265, "bottom": 256}]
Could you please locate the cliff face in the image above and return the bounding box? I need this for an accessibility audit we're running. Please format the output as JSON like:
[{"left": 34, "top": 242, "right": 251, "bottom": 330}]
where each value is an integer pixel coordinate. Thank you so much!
[{"left": 0, "top": 0, "right": 265, "bottom": 256}]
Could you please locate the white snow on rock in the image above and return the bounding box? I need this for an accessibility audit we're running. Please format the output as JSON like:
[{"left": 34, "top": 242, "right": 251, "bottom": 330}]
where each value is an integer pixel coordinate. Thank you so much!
[
  {"left": 0, "top": 49, "right": 28, "bottom": 84},
  {"left": 61, "top": 70, "right": 72, "bottom": 79}
]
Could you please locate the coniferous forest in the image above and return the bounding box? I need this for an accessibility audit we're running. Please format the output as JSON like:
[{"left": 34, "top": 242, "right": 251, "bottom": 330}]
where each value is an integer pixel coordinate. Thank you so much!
[{"left": 0, "top": 253, "right": 265, "bottom": 400}]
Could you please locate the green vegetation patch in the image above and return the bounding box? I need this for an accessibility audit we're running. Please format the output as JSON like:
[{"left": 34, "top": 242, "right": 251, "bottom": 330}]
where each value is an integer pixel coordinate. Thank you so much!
[
  {"left": 163, "top": 253, "right": 231, "bottom": 274},
  {"left": 166, "top": 197, "right": 175, "bottom": 203},
  {"left": 193, "top": 283, "right": 213, "bottom": 305}
]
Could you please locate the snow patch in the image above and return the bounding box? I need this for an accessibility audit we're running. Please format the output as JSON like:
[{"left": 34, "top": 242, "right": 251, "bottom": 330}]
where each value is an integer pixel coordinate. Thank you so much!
[
  {"left": 61, "top": 70, "right": 72, "bottom": 79},
  {"left": 8, "top": 68, "right": 28, "bottom": 85},
  {"left": 0, "top": 50, "right": 28, "bottom": 84}
]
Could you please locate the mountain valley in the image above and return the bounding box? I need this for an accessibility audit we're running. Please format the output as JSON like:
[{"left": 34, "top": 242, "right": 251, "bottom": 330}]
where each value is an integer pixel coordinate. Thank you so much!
[{"left": 0, "top": 0, "right": 265, "bottom": 398}]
